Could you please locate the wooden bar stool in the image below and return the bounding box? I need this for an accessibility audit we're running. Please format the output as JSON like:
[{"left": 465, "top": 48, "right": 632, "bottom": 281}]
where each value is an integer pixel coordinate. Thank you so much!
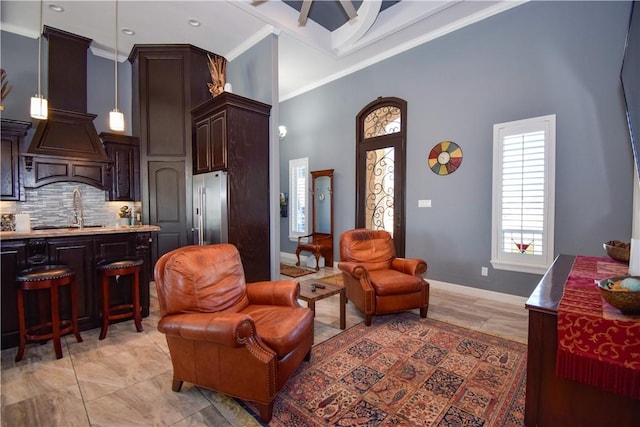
[
  {"left": 97, "top": 257, "right": 144, "bottom": 340},
  {"left": 15, "top": 265, "right": 83, "bottom": 362}
]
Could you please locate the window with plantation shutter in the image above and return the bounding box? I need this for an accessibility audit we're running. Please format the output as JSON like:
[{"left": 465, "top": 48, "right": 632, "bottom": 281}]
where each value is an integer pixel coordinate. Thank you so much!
[
  {"left": 491, "top": 115, "right": 556, "bottom": 274},
  {"left": 289, "top": 157, "right": 309, "bottom": 240}
]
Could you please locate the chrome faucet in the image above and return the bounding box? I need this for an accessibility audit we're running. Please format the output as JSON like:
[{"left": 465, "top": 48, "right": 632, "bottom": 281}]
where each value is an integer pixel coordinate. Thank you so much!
[{"left": 72, "top": 188, "right": 84, "bottom": 229}]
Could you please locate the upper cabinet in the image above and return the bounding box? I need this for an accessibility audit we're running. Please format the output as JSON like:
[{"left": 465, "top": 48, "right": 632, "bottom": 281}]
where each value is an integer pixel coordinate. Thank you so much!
[
  {"left": 191, "top": 93, "right": 271, "bottom": 175},
  {"left": 1, "top": 119, "right": 31, "bottom": 201},
  {"left": 193, "top": 109, "right": 227, "bottom": 173},
  {"left": 100, "top": 132, "right": 140, "bottom": 201}
]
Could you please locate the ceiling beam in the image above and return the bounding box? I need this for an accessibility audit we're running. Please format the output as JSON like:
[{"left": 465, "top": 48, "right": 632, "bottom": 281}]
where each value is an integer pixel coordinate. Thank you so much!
[
  {"left": 298, "top": 0, "right": 312, "bottom": 25},
  {"left": 339, "top": 0, "right": 358, "bottom": 20}
]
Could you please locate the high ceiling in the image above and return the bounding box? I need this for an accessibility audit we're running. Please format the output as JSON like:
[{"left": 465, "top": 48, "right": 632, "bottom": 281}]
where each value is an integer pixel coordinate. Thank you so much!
[{"left": 1, "top": 1, "right": 526, "bottom": 101}]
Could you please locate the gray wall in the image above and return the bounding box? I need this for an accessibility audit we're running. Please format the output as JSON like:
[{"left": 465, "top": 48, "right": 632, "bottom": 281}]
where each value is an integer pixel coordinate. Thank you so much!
[
  {"left": 1, "top": 30, "right": 133, "bottom": 137},
  {"left": 279, "top": 1, "right": 635, "bottom": 297}
]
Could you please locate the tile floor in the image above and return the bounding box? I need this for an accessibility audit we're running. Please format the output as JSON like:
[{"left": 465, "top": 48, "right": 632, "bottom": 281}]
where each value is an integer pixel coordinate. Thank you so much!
[{"left": 0, "top": 265, "right": 529, "bottom": 426}]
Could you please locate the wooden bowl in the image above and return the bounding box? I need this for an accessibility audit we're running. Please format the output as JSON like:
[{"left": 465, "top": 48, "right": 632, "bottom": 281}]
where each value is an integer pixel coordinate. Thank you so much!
[
  {"left": 603, "top": 240, "right": 630, "bottom": 263},
  {"left": 597, "top": 276, "right": 640, "bottom": 315}
]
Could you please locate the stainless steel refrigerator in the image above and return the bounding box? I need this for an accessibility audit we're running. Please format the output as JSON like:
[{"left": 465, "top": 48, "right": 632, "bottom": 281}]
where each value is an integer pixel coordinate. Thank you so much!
[{"left": 192, "top": 171, "right": 228, "bottom": 245}]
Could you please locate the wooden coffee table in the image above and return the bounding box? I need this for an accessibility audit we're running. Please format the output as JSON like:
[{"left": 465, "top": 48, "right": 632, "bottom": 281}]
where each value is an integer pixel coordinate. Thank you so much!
[{"left": 298, "top": 279, "right": 346, "bottom": 329}]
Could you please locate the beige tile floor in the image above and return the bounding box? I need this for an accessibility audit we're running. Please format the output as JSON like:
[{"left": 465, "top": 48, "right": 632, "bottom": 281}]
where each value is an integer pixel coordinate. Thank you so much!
[{"left": 0, "top": 265, "right": 529, "bottom": 426}]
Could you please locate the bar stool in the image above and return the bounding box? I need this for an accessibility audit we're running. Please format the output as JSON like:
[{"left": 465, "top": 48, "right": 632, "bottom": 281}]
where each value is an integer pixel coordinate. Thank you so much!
[
  {"left": 15, "top": 265, "right": 83, "bottom": 362},
  {"left": 97, "top": 257, "right": 144, "bottom": 340}
]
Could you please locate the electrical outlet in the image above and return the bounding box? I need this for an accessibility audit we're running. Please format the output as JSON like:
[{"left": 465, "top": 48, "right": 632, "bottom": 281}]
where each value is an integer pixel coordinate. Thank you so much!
[
  {"left": 481, "top": 266, "right": 488, "bottom": 276},
  {"left": 418, "top": 199, "right": 431, "bottom": 208}
]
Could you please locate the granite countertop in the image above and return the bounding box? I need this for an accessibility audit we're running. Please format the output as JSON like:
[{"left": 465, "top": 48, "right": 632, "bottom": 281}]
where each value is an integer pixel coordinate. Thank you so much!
[{"left": 0, "top": 225, "right": 161, "bottom": 240}]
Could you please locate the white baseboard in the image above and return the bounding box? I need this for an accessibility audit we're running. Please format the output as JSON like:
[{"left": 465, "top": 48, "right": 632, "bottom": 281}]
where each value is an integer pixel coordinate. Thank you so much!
[
  {"left": 280, "top": 252, "right": 527, "bottom": 307},
  {"left": 280, "top": 252, "right": 303, "bottom": 265},
  {"left": 429, "top": 279, "right": 527, "bottom": 307}
]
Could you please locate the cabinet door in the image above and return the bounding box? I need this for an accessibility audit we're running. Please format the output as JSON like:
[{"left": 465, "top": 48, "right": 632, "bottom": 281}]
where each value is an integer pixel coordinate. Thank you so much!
[
  {"left": 193, "top": 111, "right": 226, "bottom": 174},
  {"left": 210, "top": 111, "right": 227, "bottom": 170},
  {"left": 106, "top": 143, "right": 139, "bottom": 201},
  {"left": 46, "top": 238, "right": 95, "bottom": 326},
  {"left": 0, "top": 241, "right": 27, "bottom": 348},
  {"left": 194, "top": 117, "right": 211, "bottom": 174},
  {"left": 0, "top": 134, "right": 19, "bottom": 200}
]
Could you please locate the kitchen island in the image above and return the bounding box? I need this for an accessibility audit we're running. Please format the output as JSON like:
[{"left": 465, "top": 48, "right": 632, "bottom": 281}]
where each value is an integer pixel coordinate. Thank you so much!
[{"left": 1, "top": 225, "right": 160, "bottom": 349}]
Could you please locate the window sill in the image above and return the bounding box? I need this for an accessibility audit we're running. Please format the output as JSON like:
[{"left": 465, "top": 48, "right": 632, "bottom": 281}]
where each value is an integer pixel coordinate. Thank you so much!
[{"left": 490, "top": 259, "right": 548, "bottom": 275}]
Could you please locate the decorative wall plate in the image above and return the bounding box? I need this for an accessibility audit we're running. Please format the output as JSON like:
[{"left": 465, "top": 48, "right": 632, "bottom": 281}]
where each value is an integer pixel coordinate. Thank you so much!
[{"left": 428, "top": 141, "right": 463, "bottom": 175}]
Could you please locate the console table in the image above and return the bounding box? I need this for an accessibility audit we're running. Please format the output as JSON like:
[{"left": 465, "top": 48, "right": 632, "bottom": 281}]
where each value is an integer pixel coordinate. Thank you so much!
[{"left": 525, "top": 254, "right": 640, "bottom": 426}]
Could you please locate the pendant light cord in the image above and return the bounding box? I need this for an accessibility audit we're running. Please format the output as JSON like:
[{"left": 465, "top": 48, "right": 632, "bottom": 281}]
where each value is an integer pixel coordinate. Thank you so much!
[
  {"left": 37, "top": 0, "right": 42, "bottom": 97},
  {"left": 114, "top": 0, "right": 118, "bottom": 110}
]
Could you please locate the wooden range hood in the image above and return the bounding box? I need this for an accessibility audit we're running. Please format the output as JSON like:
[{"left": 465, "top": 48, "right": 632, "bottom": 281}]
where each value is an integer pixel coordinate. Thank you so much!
[{"left": 24, "top": 26, "right": 111, "bottom": 190}]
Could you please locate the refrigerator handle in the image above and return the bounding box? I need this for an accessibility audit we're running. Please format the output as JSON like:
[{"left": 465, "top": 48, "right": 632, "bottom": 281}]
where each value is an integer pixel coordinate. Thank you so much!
[{"left": 199, "top": 188, "right": 206, "bottom": 245}]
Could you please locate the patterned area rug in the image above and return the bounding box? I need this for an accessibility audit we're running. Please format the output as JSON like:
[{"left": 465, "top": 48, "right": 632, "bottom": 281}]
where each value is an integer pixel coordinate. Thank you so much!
[
  {"left": 250, "top": 312, "right": 527, "bottom": 426},
  {"left": 280, "top": 263, "right": 315, "bottom": 278}
]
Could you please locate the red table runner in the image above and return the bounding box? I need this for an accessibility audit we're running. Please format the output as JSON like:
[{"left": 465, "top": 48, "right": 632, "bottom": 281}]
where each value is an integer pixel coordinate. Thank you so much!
[{"left": 556, "top": 256, "right": 640, "bottom": 400}]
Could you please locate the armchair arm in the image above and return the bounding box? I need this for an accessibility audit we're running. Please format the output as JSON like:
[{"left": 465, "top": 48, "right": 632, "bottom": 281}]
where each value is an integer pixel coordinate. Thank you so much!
[
  {"left": 158, "top": 312, "right": 256, "bottom": 347},
  {"left": 246, "top": 280, "right": 300, "bottom": 306},
  {"left": 391, "top": 258, "right": 427, "bottom": 276},
  {"left": 337, "top": 261, "right": 369, "bottom": 280}
]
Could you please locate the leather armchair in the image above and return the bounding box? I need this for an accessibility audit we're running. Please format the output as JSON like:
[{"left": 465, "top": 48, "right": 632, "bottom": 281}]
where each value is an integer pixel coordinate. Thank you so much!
[
  {"left": 338, "top": 229, "right": 429, "bottom": 326},
  {"left": 154, "top": 244, "right": 314, "bottom": 423}
]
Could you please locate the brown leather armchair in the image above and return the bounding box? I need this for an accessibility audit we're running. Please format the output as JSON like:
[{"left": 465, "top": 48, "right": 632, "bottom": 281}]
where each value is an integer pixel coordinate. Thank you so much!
[
  {"left": 338, "top": 229, "right": 429, "bottom": 326},
  {"left": 154, "top": 244, "right": 314, "bottom": 423}
]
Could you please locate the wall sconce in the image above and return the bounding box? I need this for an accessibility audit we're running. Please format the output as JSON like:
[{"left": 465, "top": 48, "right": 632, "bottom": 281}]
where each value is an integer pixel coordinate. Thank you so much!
[{"left": 279, "top": 125, "right": 287, "bottom": 139}]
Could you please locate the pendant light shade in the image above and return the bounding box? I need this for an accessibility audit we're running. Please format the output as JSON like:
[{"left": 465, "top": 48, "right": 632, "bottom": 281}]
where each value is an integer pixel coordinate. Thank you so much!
[
  {"left": 109, "top": 109, "right": 125, "bottom": 131},
  {"left": 30, "top": 0, "right": 48, "bottom": 120},
  {"left": 109, "top": 0, "right": 124, "bottom": 131},
  {"left": 30, "top": 95, "right": 48, "bottom": 120}
]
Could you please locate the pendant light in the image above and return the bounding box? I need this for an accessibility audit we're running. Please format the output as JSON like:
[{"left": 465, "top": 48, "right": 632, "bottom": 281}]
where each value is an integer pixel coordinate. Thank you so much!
[
  {"left": 30, "top": 0, "right": 47, "bottom": 120},
  {"left": 109, "top": 0, "right": 125, "bottom": 131}
]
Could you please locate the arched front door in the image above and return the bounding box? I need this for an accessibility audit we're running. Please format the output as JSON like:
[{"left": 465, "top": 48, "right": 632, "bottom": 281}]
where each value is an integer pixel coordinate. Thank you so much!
[{"left": 355, "top": 97, "right": 407, "bottom": 257}]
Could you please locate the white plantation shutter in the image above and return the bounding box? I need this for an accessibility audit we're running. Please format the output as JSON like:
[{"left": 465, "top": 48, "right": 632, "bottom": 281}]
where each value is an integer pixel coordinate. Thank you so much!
[
  {"left": 491, "top": 115, "right": 556, "bottom": 274},
  {"left": 289, "top": 158, "right": 308, "bottom": 239}
]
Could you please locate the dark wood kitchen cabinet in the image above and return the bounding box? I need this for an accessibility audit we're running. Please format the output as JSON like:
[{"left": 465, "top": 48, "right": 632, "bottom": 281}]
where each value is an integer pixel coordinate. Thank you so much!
[
  {"left": 100, "top": 132, "right": 140, "bottom": 201},
  {"left": 191, "top": 93, "right": 272, "bottom": 282},
  {"left": 129, "top": 44, "right": 214, "bottom": 260},
  {"left": 1, "top": 231, "right": 155, "bottom": 349},
  {"left": 1, "top": 119, "right": 31, "bottom": 201},
  {"left": 193, "top": 109, "right": 226, "bottom": 173}
]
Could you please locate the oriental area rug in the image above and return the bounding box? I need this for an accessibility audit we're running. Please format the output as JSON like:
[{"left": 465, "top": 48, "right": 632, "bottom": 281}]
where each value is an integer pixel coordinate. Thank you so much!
[
  {"left": 280, "top": 263, "right": 315, "bottom": 278},
  {"left": 249, "top": 312, "right": 527, "bottom": 426}
]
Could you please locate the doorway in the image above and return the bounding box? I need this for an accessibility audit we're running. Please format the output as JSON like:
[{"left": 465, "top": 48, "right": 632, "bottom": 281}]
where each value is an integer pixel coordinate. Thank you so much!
[{"left": 355, "top": 97, "right": 407, "bottom": 257}]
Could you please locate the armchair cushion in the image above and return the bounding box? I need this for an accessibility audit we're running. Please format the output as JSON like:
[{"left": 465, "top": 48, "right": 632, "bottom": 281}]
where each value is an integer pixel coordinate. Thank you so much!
[{"left": 368, "top": 269, "right": 423, "bottom": 296}]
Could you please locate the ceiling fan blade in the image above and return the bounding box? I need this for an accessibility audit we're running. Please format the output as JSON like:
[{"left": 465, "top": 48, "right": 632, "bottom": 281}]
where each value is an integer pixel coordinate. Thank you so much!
[
  {"left": 299, "top": 0, "right": 312, "bottom": 25},
  {"left": 339, "top": 0, "right": 358, "bottom": 20}
]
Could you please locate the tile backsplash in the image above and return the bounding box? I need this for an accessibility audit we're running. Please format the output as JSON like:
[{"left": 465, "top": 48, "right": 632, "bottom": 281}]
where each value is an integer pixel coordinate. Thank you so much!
[{"left": 0, "top": 182, "right": 141, "bottom": 229}]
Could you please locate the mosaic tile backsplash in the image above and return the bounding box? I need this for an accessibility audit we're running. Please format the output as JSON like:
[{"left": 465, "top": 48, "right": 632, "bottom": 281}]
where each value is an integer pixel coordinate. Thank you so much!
[{"left": 0, "top": 182, "right": 141, "bottom": 229}]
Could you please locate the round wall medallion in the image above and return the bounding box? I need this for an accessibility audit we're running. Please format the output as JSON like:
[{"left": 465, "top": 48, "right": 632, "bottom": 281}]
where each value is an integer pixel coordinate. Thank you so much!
[{"left": 428, "top": 141, "right": 463, "bottom": 175}]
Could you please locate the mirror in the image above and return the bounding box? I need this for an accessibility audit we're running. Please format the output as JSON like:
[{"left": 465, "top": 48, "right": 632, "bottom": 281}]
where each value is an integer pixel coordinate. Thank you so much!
[
  {"left": 314, "top": 175, "right": 332, "bottom": 234},
  {"left": 295, "top": 169, "right": 334, "bottom": 270}
]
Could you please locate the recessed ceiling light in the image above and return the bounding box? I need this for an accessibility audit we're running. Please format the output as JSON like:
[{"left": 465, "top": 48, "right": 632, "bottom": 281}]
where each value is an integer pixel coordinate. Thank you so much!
[
  {"left": 121, "top": 28, "right": 135, "bottom": 36},
  {"left": 49, "top": 4, "right": 64, "bottom": 13},
  {"left": 188, "top": 19, "right": 201, "bottom": 27}
]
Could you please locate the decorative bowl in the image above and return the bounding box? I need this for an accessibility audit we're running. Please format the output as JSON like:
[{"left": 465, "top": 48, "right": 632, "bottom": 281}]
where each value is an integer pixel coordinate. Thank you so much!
[
  {"left": 603, "top": 240, "right": 630, "bottom": 263},
  {"left": 597, "top": 276, "right": 640, "bottom": 315}
]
